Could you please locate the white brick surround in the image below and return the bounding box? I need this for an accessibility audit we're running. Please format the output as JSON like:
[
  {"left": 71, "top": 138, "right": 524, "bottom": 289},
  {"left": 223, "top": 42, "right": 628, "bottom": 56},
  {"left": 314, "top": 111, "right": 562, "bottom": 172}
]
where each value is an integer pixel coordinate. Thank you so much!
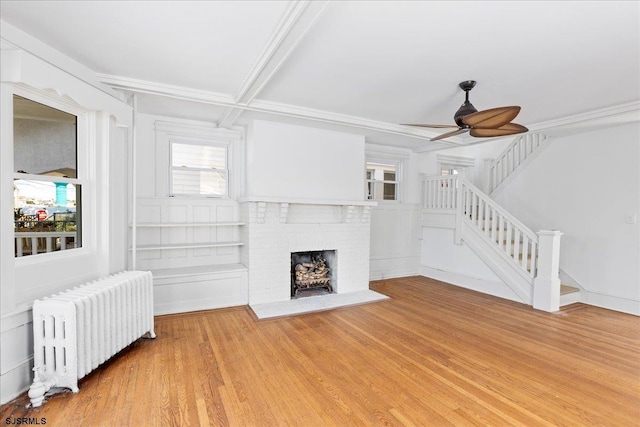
[{"left": 240, "top": 200, "right": 373, "bottom": 305}]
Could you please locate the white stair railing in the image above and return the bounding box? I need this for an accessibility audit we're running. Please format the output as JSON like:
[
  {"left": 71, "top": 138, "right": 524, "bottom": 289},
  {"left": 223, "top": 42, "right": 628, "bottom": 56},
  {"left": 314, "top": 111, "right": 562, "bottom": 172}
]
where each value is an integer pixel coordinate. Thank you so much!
[
  {"left": 421, "top": 174, "right": 563, "bottom": 310},
  {"left": 486, "top": 133, "right": 548, "bottom": 194},
  {"left": 421, "top": 175, "right": 458, "bottom": 210},
  {"left": 459, "top": 180, "right": 538, "bottom": 279}
]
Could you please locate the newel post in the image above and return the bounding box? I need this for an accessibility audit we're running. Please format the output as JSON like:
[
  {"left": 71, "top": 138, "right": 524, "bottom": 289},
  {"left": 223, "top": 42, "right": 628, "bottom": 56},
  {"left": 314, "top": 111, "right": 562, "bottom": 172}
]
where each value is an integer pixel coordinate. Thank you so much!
[{"left": 533, "top": 230, "right": 563, "bottom": 312}]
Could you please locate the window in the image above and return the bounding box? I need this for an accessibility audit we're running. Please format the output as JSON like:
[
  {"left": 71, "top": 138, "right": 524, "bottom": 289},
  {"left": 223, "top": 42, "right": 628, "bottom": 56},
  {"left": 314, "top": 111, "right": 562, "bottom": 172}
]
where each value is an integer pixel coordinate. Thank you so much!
[
  {"left": 366, "top": 161, "right": 399, "bottom": 201},
  {"left": 170, "top": 140, "right": 228, "bottom": 196},
  {"left": 13, "top": 95, "right": 82, "bottom": 257},
  {"left": 440, "top": 167, "right": 459, "bottom": 176}
]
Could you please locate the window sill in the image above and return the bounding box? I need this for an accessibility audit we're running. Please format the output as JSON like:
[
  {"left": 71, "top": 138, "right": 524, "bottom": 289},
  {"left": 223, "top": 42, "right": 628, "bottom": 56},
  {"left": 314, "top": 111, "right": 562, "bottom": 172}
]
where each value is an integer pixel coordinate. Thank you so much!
[{"left": 14, "top": 246, "right": 91, "bottom": 267}]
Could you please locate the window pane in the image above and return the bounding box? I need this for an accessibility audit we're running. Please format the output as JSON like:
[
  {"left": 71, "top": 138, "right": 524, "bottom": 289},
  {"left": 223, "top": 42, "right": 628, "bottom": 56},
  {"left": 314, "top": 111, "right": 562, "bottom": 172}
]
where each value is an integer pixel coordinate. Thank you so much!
[
  {"left": 14, "top": 180, "right": 81, "bottom": 257},
  {"left": 365, "top": 162, "right": 398, "bottom": 201},
  {"left": 14, "top": 95, "right": 77, "bottom": 178},
  {"left": 383, "top": 183, "right": 396, "bottom": 200},
  {"left": 172, "top": 169, "right": 226, "bottom": 195},
  {"left": 171, "top": 143, "right": 226, "bottom": 170}
]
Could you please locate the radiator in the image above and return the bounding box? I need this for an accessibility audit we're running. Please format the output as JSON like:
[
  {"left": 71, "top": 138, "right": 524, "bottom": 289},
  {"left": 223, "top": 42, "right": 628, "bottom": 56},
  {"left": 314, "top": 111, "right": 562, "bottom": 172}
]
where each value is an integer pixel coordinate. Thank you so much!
[{"left": 28, "top": 271, "right": 156, "bottom": 407}]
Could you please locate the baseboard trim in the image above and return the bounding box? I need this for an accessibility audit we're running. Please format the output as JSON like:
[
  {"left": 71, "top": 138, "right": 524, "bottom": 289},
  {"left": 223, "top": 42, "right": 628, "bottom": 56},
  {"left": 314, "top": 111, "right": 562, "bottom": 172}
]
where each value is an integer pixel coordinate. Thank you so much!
[
  {"left": 420, "top": 266, "right": 524, "bottom": 304},
  {"left": 369, "top": 267, "right": 421, "bottom": 281},
  {"left": 0, "top": 357, "right": 33, "bottom": 405},
  {"left": 583, "top": 291, "right": 640, "bottom": 316}
]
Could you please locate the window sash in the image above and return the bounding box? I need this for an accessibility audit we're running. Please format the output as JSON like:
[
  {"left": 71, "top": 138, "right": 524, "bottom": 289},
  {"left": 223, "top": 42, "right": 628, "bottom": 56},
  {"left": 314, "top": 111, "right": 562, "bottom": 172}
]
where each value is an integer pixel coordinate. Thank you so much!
[
  {"left": 169, "top": 140, "right": 229, "bottom": 197},
  {"left": 365, "top": 160, "right": 400, "bottom": 201},
  {"left": 12, "top": 92, "right": 85, "bottom": 259}
]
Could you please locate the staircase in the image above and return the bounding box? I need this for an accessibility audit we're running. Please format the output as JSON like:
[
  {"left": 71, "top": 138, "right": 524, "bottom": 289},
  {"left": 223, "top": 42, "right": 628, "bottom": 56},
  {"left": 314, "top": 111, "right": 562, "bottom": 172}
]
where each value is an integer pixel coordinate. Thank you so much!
[
  {"left": 485, "top": 133, "right": 550, "bottom": 194},
  {"left": 560, "top": 284, "right": 580, "bottom": 306},
  {"left": 421, "top": 169, "right": 576, "bottom": 312}
]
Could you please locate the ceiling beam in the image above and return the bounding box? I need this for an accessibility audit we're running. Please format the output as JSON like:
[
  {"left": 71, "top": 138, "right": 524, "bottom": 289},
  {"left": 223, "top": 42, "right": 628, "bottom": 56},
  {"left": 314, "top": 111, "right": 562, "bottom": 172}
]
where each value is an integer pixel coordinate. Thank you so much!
[
  {"left": 96, "top": 72, "right": 459, "bottom": 146},
  {"left": 217, "top": 0, "right": 331, "bottom": 129}
]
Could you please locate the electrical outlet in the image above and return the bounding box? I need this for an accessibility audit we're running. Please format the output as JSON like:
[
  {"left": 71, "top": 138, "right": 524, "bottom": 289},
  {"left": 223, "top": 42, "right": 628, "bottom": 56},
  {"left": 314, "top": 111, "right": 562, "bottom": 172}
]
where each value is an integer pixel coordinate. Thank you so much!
[{"left": 625, "top": 212, "right": 638, "bottom": 224}]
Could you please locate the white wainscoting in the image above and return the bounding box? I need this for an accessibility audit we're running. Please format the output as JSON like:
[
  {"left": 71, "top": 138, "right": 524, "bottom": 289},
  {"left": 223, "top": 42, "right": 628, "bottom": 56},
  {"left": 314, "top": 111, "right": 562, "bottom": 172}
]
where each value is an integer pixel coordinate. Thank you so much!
[
  {"left": 0, "top": 307, "right": 34, "bottom": 404},
  {"left": 369, "top": 203, "right": 421, "bottom": 280}
]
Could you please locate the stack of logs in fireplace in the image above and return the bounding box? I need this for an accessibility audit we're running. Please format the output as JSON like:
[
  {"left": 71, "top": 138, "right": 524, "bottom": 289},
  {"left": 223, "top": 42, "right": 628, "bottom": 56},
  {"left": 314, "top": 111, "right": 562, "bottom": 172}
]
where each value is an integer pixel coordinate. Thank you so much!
[{"left": 293, "top": 255, "right": 333, "bottom": 295}]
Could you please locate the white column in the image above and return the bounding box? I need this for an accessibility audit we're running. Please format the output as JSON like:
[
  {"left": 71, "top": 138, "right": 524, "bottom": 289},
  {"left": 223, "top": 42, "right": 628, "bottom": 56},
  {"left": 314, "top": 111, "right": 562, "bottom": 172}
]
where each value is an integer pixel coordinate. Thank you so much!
[{"left": 533, "top": 230, "right": 563, "bottom": 312}]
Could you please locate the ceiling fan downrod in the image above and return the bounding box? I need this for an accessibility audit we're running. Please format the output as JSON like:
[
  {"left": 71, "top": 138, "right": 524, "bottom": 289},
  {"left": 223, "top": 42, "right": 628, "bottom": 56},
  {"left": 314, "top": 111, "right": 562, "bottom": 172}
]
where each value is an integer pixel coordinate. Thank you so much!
[{"left": 454, "top": 80, "right": 478, "bottom": 127}]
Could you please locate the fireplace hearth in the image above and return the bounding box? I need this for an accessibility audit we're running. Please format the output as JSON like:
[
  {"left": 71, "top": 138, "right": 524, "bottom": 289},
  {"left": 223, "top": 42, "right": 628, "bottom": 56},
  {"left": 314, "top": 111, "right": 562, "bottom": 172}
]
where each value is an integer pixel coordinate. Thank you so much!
[{"left": 291, "top": 250, "right": 336, "bottom": 297}]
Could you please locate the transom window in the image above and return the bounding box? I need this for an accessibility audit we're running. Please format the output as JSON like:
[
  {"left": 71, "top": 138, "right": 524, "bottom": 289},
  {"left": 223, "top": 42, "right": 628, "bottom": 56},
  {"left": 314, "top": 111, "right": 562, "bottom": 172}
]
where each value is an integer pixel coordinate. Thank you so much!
[
  {"left": 366, "top": 161, "right": 399, "bottom": 201},
  {"left": 170, "top": 140, "right": 228, "bottom": 196},
  {"left": 440, "top": 167, "right": 459, "bottom": 176}
]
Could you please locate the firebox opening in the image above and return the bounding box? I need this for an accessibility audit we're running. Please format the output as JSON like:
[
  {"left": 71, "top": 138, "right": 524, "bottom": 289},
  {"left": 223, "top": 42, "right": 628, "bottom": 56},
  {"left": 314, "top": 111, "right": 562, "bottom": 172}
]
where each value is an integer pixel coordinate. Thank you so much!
[{"left": 291, "top": 250, "right": 337, "bottom": 298}]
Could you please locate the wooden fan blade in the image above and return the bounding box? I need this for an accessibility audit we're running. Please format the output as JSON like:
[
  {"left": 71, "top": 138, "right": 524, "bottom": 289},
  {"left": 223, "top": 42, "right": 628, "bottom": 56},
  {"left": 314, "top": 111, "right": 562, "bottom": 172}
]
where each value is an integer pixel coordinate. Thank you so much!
[
  {"left": 431, "top": 128, "right": 469, "bottom": 141},
  {"left": 401, "top": 123, "right": 458, "bottom": 128},
  {"left": 469, "top": 123, "right": 528, "bottom": 138},
  {"left": 462, "top": 106, "right": 521, "bottom": 129}
]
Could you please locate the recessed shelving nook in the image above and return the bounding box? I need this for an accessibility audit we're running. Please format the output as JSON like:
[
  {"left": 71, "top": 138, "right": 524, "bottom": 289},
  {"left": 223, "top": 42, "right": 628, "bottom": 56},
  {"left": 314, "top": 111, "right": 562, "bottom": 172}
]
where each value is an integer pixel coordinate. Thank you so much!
[{"left": 130, "top": 120, "right": 248, "bottom": 315}]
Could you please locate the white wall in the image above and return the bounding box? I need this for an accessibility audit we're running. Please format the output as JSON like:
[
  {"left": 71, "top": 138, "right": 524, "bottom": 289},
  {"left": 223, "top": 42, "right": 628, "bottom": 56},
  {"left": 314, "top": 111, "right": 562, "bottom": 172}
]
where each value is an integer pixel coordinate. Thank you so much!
[
  {"left": 420, "top": 227, "right": 521, "bottom": 302},
  {"left": 492, "top": 123, "right": 640, "bottom": 314},
  {"left": 246, "top": 120, "right": 365, "bottom": 201},
  {"left": 367, "top": 144, "right": 422, "bottom": 280},
  {"left": 0, "top": 34, "right": 131, "bottom": 404}
]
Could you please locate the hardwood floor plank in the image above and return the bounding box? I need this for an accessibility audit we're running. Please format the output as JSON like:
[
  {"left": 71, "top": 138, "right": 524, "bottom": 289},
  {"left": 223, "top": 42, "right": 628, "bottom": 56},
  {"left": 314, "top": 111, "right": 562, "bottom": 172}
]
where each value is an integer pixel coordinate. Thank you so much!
[{"left": 2, "top": 276, "right": 638, "bottom": 426}]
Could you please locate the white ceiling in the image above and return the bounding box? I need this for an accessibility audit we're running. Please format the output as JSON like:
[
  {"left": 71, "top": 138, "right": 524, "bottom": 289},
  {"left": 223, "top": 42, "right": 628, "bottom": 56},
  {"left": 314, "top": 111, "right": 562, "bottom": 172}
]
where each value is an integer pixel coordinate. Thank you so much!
[{"left": 1, "top": 1, "right": 639, "bottom": 150}]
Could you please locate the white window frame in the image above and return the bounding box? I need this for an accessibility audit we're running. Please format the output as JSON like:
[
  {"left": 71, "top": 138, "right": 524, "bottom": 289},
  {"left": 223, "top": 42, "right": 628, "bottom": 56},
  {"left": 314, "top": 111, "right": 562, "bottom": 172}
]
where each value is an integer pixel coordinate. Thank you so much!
[
  {"left": 437, "top": 154, "right": 475, "bottom": 178},
  {"left": 12, "top": 85, "right": 93, "bottom": 265},
  {"left": 169, "top": 138, "right": 230, "bottom": 198},
  {"left": 365, "top": 158, "right": 402, "bottom": 202}
]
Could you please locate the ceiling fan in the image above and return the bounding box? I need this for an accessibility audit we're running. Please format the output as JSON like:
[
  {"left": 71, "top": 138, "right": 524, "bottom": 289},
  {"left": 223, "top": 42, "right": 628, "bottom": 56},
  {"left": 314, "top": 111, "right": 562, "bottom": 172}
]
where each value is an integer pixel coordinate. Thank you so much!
[{"left": 402, "top": 80, "right": 528, "bottom": 141}]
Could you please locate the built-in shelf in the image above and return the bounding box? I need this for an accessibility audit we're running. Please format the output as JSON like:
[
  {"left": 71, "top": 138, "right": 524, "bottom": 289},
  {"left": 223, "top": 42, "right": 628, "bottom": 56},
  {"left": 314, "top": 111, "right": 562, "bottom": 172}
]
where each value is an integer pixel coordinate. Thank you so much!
[
  {"left": 151, "top": 263, "right": 248, "bottom": 279},
  {"left": 131, "top": 241, "right": 244, "bottom": 251},
  {"left": 131, "top": 222, "right": 245, "bottom": 227},
  {"left": 238, "top": 196, "right": 377, "bottom": 206}
]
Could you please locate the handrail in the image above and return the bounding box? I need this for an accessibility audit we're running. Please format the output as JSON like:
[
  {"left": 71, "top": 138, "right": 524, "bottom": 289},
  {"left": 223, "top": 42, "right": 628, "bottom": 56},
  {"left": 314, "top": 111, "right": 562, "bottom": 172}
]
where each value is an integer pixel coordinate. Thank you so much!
[
  {"left": 487, "top": 133, "right": 547, "bottom": 193},
  {"left": 461, "top": 180, "right": 538, "bottom": 243},
  {"left": 460, "top": 180, "right": 538, "bottom": 278}
]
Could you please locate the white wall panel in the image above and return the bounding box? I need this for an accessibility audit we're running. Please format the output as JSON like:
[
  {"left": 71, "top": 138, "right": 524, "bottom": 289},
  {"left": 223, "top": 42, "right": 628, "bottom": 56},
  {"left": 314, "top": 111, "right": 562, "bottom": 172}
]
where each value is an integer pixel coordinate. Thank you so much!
[{"left": 246, "top": 120, "right": 365, "bottom": 201}]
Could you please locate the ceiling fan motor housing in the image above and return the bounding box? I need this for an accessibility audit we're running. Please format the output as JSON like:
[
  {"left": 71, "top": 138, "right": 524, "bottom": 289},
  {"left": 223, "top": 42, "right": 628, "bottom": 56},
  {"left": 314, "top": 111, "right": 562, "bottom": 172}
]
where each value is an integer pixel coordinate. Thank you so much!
[{"left": 454, "top": 101, "right": 478, "bottom": 127}]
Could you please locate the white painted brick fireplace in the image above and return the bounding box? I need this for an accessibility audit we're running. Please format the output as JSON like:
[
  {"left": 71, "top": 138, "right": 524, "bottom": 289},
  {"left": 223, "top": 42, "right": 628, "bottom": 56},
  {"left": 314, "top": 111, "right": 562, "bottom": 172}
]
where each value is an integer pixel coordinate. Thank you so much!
[{"left": 240, "top": 199, "right": 374, "bottom": 305}]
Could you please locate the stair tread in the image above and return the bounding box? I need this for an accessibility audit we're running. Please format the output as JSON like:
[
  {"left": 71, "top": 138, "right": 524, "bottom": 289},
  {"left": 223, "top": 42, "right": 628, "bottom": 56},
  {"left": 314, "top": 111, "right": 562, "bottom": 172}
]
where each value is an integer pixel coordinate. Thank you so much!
[{"left": 561, "top": 285, "right": 579, "bottom": 295}]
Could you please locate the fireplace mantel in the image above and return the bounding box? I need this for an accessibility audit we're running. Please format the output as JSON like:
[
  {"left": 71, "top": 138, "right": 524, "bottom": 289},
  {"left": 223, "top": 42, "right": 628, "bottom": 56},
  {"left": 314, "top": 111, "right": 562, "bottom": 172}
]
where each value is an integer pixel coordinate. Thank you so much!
[
  {"left": 238, "top": 196, "right": 377, "bottom": 207},
  {"left": 239, "top": 197, "right": 375, "bottom": 224}
]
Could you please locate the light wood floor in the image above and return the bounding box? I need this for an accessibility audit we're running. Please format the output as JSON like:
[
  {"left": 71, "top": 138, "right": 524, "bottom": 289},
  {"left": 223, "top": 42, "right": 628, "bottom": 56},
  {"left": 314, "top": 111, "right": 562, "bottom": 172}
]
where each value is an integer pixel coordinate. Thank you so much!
[{"left": 2, "top": 276, "right": 639, "bottom": 426}]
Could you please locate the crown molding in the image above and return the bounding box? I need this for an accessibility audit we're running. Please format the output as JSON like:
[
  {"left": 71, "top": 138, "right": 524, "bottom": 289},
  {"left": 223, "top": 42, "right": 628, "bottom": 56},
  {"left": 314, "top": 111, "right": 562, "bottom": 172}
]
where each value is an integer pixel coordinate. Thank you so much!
[
  {"left": 1, "top": 20, "right": 126, "bottom": 103},
  {"left": 98, "top": 73, "right": 639, "bottom": 152},
  {"left": 97, "top": 73, "right": 461, "bottom": 146},
  {"left": 247, "top": 98, "right": 466, "bottom": 145},
  {"left": 529, "top": 101, "right": 640, "bottom": 134},
  {"left": 97, "top": 74, "right": 235, "bottom": 107}
]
